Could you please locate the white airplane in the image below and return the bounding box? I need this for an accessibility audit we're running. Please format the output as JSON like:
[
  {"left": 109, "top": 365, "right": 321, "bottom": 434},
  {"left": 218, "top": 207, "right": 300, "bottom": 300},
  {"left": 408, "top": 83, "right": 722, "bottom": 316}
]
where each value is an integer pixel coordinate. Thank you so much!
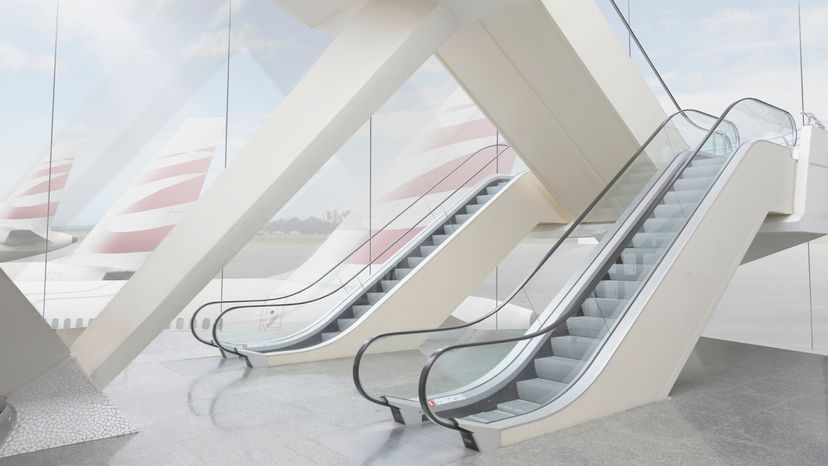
[
  {"left": 4, "top": 118, "right": 224, "bottom": 326},
  {"left": 0, "top": 143, "right": 78, "bottom": 262},
  {"left": 10, "top": 92, "right": 533, "bottom": 334}
]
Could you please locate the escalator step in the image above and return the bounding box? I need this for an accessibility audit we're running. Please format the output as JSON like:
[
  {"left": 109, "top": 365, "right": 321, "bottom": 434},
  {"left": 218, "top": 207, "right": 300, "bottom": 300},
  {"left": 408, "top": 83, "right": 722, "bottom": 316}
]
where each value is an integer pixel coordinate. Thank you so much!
[
  {"left": 352, "top": 305, "right": 372, "bottom": 318},
  {"left": 662, "top": 189, "right": 705, "bottom": 205},
  {"left": 420, "top": 245, "right": 437, "bottom": 256},
  {"left": 476, "top": 194, "right": 493, "bottom": 204},
  {"left": 455, "top": 213, "right": 473, "bottom": 224},
  {"left": 367, "top": 292, "right": 385, "bottom": 304},
  {"left": 608, "top": 262, "right": 651, "bottom": 281},
  {"left": 432, "top": 234, "right": 450, "bottom": 245},
  {"left": 566, "top": 316, "right": 611, "bottom": 339},
  {"left": 653, "top": 203, "right": 688, "bottom": 219},
  {"left": 549, "top": 335, "right": 599, "bottom": 360},
  {"left": 485, "top": 186, "right": 502, "bottom": 195},
  {"left": 380, "top": 280, "right": 399, "bottom": 292},
  {"left": 631, "top": 232, "right": 673, "bottom": 249},
  {"left": 443, "top": 224, "right": 459, "bottom": 234},
  {"left": 407, "top": 256, "right": 424, "bottom": 268},
  {"left": 321, "top": 332, "right": 338, "bottom": 341},
  {"left": 642, "top": 217, "right": 682, "bottom": 234},
  {"left": 466, "top": 203, "right": 482, "bottom": 214},
  {"left": 464, "top": 409, "right": 512, "bottom": 423},
  {"left": 337, "top": 318, "right": 356, "bottom": 332},
  {"left": 581, "top": 298, "right": 627, "bottom": 318},
  {"left": 673, "top": 177, "right": 711, "bottom": 192},
  {"left": 620, "top": 247, "right": 662, "bottom": 265},
  {"left": 534, "top": 355, "right": 585, "bottom": 383},
  {"left": 595, "top": 280, "right": 641, "bottom": 299},
  {"left": 516, "top": 378, "right": 566, "bottom": 404},
  {"left": 394, "top": 268, "right": 412, "bottom": 280},
  {"left": 497, "top": 399, "right": 541, "bottom": 416}
]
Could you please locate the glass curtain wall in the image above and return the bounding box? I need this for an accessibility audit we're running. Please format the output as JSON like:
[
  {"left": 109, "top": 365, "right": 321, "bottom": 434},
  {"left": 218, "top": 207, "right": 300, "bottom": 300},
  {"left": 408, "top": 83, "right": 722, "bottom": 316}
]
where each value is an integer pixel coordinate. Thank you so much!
[
  {"left": 0, "top": 0, "right": 59, "bottom": 325},
  {"left": 598, "top": 0, "right": 827, "bottom": 355}
]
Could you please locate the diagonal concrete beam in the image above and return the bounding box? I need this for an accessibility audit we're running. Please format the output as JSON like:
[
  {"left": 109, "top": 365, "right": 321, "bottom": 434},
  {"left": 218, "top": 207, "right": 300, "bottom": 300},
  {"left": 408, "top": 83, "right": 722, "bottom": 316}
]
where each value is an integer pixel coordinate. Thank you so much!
[
  {"left": 72, "top": 0, "right": 466, "bottom": 387},
  {"left": 437, "top": 0, "right": 666, "bottom": 217}
]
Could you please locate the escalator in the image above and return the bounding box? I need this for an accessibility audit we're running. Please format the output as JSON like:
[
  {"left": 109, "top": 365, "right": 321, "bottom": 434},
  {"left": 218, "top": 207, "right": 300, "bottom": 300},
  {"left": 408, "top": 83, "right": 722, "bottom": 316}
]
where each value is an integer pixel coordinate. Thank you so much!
[
  {"left": 240, "top": 176, "right": 512, "bottom": 354},
  {"left": 190, "top": 143, "right": 560, "bottom": 367},
  {"left": 354, "top": 98, "right": 799, "bottom": 450}
]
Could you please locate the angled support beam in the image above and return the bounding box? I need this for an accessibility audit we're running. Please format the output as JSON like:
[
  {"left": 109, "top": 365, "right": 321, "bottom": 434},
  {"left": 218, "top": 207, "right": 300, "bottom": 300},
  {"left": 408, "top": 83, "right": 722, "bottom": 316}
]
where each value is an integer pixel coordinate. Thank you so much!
[
  {"left": 73, "top": 0, "right": 464, "bottom": 387},
  {"left": 437, "top": 0, "right": 666, "bottom": 216},
  {"left": 0, "top": 269, "right": 68, "bottom": 397}
]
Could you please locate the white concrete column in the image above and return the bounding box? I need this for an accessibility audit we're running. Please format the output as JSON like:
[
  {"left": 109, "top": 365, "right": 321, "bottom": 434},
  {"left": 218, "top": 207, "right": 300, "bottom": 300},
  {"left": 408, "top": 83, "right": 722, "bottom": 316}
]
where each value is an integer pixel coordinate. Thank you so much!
[
  {"left": 437, "top": 0, "right": 666, "bottom": 216},
  {"left": 72, "top": 0, "right": 463, "bottom": 387}
]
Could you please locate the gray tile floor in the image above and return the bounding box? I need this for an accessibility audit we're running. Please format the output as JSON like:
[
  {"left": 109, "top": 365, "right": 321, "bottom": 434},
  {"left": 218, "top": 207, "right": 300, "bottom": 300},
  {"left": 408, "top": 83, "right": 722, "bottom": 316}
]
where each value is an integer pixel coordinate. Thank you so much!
[{"left": 1, "top": 334, "right": 826, "bottom": 465}]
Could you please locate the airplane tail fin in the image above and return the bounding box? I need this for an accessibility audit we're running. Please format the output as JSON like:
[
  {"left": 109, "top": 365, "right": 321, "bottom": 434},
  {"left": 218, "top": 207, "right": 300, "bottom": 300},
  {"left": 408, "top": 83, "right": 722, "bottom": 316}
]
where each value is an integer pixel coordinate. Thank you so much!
[
  {"left": 66, "top": 118, "right": 222, "bottom": 272},
  {"left": 0, "top": 142, "right": 77, "bottom": 237}
]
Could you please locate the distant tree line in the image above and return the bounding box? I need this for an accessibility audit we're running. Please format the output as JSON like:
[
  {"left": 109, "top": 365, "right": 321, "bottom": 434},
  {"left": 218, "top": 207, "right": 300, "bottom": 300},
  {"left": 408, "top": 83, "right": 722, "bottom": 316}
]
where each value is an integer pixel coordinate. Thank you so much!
[{"left": 264, "top": 211, "right": 349, "bottom": 235}]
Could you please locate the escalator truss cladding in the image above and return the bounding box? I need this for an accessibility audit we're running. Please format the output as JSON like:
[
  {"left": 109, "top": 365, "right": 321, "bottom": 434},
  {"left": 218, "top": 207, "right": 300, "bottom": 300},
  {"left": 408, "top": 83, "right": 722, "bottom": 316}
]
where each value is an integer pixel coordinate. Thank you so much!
[{"left": 353, "top": 98, "right": 797, "bottom": 450}]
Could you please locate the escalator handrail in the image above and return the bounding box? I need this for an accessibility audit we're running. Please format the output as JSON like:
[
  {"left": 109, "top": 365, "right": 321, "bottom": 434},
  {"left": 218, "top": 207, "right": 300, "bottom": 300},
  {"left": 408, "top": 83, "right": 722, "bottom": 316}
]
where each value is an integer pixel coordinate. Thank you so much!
[
  {"left": 211, "top": 146, "right": 513, "bottom": 356},
  {"left": 416, "top": 97, "right": 796, "bottom": 431},
  {"left": 189, "top": 142, "right": 512, "bottom": 347},
  {"left": 352, "top": 108, "right": 718, "bottom": 408}
]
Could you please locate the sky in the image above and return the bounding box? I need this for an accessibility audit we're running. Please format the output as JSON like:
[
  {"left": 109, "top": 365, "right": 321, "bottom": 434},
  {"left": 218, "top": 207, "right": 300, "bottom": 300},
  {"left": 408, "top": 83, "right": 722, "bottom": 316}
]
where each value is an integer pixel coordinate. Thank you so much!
[{"left": 0, "top": 0, "right": 825, "bottom": 227}]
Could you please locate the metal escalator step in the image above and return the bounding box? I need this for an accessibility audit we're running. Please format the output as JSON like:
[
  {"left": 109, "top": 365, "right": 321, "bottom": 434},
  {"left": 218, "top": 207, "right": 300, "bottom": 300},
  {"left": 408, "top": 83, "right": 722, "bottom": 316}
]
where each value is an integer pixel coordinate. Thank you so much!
[
  {"left": 662, "top": 189, "right": 705, "bottom": 205},
  {"left": 497, "top": 399, "right": 541, "bottom": 416},
  {"left": 420, "top": 245, "right": 437, "bottom": 256},
  {"left": 431, "top": 234, "right": 450, "bottom": 245},
  {"left": 455, "top": 213, "right": 473, "bottom": 224},
  {"left": 443, "top": 224, "right": 459, "bottom": 234},
  {"left": 476, "top": 194, "right": 493, "bottom": 204},
  {"left": 549, "top": 335, "right": 600, "bottom": 360},
  {"left": 352, "top": 305, "right": 372, "bottom": 318},
  {"left": 631, "top": 232, "right": 673, "bottom": 249},
  {"left": 516, "top": 378, "right": 567, "bottom": 404},
  {"left": 337, "top": 318, "right": 356, "bottom": 332},
  {"left": 582, "top": 298, "right": 627, "bottom": 319},
  {"left": 394, "top": 268, "right": 412, "bottom": 280},
  {"left": 620, "top": 247, "right": 662, "bottom": 265},
  {"left": 407, "top": 256, "right": 424, "bottom": 268},
  {"left": 653, "top": 203, "right": 688, "bottom": 219},
  {"left": 566, "top": 316, "right": 611, "bottom": 339},
  {"left": 608, "top": 262, "right": 652, "bottom": 281},
  {"left": 534, "top": 355, "right": 585, "bottom": 383},
  {"left": 485, "top": 185, "right": 502, "bottom": 195},
  {"left": 321, "top": 332, "right": 338, "bottom": 341},
  {"left": 367, "top": 292, "right": 385, "bottom": 304},
  {"left": 380, "top": 280, "right": 399, "bottom": 292},
  {"left": 464, "top": 409, "right": 512, "bottom": 423},
  {"left": 465, "top": 203, "right": 482, "bottom": 214},
  {"left": 673, "top": 177, "right": 711, "bottom": 192},
  {"left": 642, "top": 217, "right": 683, "bottom": 234},
  {"left": 595, "top": 280, "right": 640, "bottom": 299}
]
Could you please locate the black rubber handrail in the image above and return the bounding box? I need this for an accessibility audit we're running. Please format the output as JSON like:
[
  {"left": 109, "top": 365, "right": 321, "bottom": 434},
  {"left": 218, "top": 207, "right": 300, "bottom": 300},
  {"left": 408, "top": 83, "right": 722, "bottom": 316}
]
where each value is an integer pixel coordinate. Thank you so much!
[
  {"left": 211, "top": 145, "right": 513, "bottom": 356},
  {"left": 416, "top": 97, "right": 796, "bottom": 432},
  {"left": 352, "top": 108, "right": 719, "bottom": 408},
  {"left": 190, "top": 142, "right": 511, "bottom": 347}
]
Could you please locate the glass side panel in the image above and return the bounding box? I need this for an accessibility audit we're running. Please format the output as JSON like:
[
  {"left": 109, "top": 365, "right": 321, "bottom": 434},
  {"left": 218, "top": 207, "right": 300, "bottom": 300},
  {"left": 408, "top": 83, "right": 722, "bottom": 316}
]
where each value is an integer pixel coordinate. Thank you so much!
[{"left": 422, "top": 99, "right": 796, "bottom": 425}]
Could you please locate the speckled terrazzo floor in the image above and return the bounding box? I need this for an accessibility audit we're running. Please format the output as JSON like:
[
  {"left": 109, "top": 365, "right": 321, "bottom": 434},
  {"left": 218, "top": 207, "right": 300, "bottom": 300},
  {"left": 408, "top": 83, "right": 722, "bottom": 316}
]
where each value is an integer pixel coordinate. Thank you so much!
[{"left": 0, "top": 332, "right": 825, "bottom": 465}]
